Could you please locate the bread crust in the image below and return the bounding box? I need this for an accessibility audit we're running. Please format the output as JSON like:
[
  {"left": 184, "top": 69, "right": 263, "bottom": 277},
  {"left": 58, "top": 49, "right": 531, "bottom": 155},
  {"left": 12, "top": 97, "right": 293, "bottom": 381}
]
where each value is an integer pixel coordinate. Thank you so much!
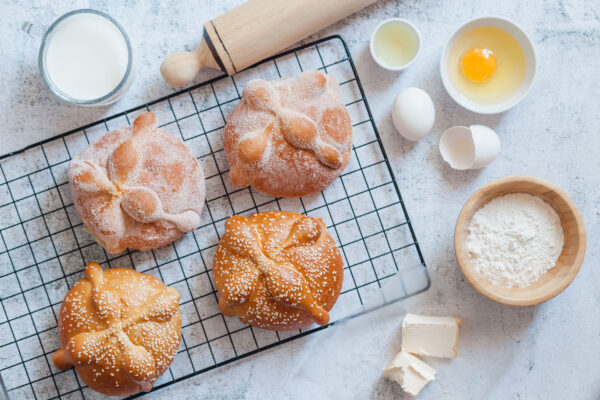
[
  {"left": 213, "top": 211, "right": 344, "bottom": 330},
  {"left": 68, "top": 112, "right": 206, "bottom": 253},
  {"left": 52, "top": 263, "right": 182, "bottom": 396},
  {"left": 224, "top": 70, "right": 352, "bottom": 197}
]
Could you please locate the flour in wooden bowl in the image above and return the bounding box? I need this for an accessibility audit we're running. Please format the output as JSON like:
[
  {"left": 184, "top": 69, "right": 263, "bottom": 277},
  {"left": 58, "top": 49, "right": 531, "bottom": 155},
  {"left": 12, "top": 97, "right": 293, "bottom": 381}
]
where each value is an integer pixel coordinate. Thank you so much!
[{"left": 465, "top": 193, "right": 564, "bottom": 288}]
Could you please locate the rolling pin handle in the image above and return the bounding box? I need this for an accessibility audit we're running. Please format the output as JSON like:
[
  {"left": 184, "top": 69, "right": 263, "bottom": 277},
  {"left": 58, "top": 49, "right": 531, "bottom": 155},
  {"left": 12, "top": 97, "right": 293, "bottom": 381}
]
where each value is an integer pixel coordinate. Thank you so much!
[
  {"left": 160, "top": 35, "right": 222, "bottom": 87},
  {"left": 160, "top": 0, "right": 378, "bottom": 87}
]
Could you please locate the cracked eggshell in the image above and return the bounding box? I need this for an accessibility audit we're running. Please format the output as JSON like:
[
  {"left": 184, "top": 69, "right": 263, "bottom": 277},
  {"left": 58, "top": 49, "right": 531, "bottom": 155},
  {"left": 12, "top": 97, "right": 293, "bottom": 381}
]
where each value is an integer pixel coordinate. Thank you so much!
[
  {"left": 392, "top": 87, "right": 435, "bottom": 141},
  {"left": 439, "top": 126, "right": 474, "bottom": 170},
  {"left": 439, "top": 125, "right": 500, "bottom": 170},
  {"left": 470, "top": 124, "right": 501, "bottom": 168}
]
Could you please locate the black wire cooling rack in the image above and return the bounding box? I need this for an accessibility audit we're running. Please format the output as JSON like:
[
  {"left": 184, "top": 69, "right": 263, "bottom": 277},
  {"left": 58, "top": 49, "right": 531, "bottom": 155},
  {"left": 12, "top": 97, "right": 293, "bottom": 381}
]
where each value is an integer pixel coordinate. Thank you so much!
[{"left": 0, "top": 35, "right": 430, "bottom": 399}]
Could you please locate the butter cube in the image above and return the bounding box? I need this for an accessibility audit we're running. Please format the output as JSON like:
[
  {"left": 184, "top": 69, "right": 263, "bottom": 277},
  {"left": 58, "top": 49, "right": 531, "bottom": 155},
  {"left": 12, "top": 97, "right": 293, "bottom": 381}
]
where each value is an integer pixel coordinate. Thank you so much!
[
  {"left": 383, "top": 350, "right": 436, "bottom": 396},
  {"left": 401, "top": 314, "right": 461, "bottom": 358}
]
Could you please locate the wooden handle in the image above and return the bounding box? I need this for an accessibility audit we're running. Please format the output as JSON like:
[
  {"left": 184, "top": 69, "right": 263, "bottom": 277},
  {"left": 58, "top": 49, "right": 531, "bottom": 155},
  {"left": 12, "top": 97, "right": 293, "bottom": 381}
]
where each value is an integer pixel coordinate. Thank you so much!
[
  {"left": 161, "top": 0, "right": 378, "bottom": 87},
  {"left": 160, "top": 35, "right": 222, "bottom": 87}
]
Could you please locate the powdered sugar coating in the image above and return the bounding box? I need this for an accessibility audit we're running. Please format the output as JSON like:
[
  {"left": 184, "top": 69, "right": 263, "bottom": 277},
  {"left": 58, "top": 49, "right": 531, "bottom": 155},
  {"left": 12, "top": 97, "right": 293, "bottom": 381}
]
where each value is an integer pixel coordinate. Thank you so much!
[
  {"left": 213, "top": 211, "right": 344, "bottom": 331},
  {"left": 68, "top": 112, "right": 206, "bottom": 253},
  {"left": 52, "top": 263, "right": 182, "bottom": 396},
  {"left": 224, "top": 70, "right": 353, "bottom": 197}
]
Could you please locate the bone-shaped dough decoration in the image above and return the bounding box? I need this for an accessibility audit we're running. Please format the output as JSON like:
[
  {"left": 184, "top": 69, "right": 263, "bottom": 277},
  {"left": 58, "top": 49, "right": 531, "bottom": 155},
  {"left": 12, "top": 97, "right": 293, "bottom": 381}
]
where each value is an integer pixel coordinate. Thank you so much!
[
  {"left": 52, "top": 263, "right": 181, "bottom": 393},
  {"left": 68, "top": 112, "right": 205, "bottom": 253},
  {"left": 216, "top": 213, "right": 341, "bottom": 328},
  {"left": 237, "top": 77, "right": 344, "bottom": 169}
]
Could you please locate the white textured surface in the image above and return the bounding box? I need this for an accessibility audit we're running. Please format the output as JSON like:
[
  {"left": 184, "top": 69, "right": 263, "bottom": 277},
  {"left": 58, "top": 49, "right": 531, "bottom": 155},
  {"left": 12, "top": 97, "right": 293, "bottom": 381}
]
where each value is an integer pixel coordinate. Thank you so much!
[{"left": 1, "top": 0, "right": 599, "bottom": 399}]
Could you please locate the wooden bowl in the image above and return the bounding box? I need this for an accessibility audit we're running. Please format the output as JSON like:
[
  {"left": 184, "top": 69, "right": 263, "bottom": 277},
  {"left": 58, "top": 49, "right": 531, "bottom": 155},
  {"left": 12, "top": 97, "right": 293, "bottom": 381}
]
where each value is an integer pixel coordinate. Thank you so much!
[{"left": 455, "top": 175, "right": 586, "bottom": 306}]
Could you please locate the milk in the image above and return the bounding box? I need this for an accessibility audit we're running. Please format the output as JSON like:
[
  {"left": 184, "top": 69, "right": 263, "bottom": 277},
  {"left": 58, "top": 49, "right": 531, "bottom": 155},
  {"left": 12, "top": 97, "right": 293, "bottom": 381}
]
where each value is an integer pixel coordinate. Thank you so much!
[{"left": 44, "top": 13, "right": 129, "bottom": 101}]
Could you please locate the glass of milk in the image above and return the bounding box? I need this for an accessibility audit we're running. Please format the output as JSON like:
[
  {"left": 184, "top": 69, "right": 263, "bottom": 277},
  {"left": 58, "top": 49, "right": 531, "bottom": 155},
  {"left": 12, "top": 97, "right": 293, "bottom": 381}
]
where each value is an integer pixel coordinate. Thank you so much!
[{"left": 24, "top": 9, "right": 133, "bottom": 106}]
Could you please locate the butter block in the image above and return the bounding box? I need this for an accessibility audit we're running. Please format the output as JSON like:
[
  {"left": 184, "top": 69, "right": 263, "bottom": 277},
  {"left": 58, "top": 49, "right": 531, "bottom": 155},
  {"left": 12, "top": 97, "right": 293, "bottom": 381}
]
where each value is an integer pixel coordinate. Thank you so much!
[
  {"left": 401, "top": 314, "right": 461, "bottom": 358},
  {"left": 383, "top": 350, "right": 436, "bottom": 396}
]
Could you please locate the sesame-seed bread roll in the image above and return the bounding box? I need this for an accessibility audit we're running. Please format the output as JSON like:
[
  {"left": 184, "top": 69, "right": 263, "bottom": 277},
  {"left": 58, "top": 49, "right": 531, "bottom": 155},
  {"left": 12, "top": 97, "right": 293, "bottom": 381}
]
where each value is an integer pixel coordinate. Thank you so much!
[
  {"left": 224, "top": 70, "right": 353, "bottom": 197},
  {"left": 213, "top": 211, "right": 344, "bottom": 330},
  {"left": 68, "top": 112, "right": 206, "bottom": 254},
  {"left": 52, "top": 263, "right": 182, "bottom": 396}
]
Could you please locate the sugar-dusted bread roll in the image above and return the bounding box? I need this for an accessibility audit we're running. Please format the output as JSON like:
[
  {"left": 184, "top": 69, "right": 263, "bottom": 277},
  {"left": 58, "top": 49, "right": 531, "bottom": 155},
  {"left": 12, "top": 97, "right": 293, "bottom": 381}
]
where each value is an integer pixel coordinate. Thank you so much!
[
  {"left": 213, "top": 211, "right": 344, "bottom": 330},
  {"left": 224, "top": 70, "right": 352, "bottom": 197},
  {"left": 68, "top": 112, "right": 205, "bottom": 253},
  {"left": 52, "top": 263, "right": 181, "bottom": 396}
]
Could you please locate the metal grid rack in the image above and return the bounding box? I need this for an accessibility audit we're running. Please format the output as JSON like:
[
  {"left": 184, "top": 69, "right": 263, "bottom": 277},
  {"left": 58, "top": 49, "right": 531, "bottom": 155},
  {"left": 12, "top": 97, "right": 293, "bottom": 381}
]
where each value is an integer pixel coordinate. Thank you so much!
[{"left": 0, "top": 36, "right": 429, "bottom": 399}]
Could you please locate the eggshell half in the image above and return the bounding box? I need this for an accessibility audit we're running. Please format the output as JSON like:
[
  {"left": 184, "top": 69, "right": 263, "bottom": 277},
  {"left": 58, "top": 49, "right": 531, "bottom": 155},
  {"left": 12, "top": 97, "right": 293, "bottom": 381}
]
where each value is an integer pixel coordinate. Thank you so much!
[
  {"left": 470, "top": 124, "right": 501, "bottom": 168},
  {"left": 439, "top": 126, "right": 475, "bottom": 170},
  {"left": 439, "top": 124, "right": 500, "bottom": 170}
]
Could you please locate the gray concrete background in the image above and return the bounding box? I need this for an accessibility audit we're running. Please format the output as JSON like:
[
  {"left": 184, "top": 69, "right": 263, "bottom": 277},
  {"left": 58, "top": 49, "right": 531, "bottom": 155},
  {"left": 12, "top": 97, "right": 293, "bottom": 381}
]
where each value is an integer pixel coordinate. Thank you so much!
[{"left": 1, "top": 0, "right": 598, "bottom": 399}]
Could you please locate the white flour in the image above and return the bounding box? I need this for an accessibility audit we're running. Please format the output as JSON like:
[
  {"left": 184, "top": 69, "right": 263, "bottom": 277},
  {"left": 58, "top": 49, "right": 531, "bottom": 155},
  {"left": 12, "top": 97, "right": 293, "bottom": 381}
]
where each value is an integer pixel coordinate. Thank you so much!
[{"left": 465, "top": 193, "right": 564, "bottom": 288}]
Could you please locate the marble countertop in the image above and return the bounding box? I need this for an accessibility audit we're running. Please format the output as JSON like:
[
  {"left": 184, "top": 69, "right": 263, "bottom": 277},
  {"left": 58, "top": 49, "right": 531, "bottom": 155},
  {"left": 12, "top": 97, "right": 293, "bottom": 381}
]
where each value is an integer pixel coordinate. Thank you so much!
[{"left": 2, "top": 0, "right": 599, "bottom": 399}]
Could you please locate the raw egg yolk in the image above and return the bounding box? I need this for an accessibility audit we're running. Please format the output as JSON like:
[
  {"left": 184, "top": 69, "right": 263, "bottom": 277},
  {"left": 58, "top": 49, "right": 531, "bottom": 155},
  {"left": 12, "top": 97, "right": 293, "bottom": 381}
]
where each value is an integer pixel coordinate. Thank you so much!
[{"left": 461, "top": 48, "right": 496, "bottom": 82}]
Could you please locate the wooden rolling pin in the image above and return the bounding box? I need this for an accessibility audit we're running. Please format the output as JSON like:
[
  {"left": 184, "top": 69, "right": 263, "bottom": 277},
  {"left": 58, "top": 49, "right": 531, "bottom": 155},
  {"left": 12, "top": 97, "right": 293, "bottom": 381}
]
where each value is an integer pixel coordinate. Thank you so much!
[{"left": 161, "top": 0, "right": 378, "bottom": 87}]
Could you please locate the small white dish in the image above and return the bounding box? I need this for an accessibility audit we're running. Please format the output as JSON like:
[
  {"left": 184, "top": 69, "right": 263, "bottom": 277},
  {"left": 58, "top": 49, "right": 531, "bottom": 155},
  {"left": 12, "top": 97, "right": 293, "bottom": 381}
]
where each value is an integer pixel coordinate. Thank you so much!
[
  {"left": 440, "top": 16, "right": 536, "bottom": 114},
  {"left": 370, "top": 18, "right": 421, "bottom": 71}
]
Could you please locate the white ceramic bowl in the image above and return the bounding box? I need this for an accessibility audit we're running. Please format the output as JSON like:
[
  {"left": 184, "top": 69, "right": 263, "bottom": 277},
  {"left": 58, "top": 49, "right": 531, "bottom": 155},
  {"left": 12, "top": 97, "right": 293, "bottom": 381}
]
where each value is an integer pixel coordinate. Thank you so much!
[
  {"left": 440, "top": 16, "right": 537, "bottom": 114},
  {"left": 370, "top": 18, "right": 421, "bottom": 71}
]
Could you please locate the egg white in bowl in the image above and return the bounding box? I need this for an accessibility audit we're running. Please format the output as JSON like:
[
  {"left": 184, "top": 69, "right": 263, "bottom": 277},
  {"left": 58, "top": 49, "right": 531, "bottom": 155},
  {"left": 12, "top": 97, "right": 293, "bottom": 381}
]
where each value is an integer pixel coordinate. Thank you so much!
[{"left": 440, "top": 16, "right": 536, "bottom": 114}]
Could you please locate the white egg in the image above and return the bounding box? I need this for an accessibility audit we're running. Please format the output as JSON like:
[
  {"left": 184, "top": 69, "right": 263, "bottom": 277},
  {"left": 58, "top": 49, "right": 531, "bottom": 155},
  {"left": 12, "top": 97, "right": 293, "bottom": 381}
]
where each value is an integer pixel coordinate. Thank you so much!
[{"left": 392, "top": 87, "right": 435, "bottom": 141}]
